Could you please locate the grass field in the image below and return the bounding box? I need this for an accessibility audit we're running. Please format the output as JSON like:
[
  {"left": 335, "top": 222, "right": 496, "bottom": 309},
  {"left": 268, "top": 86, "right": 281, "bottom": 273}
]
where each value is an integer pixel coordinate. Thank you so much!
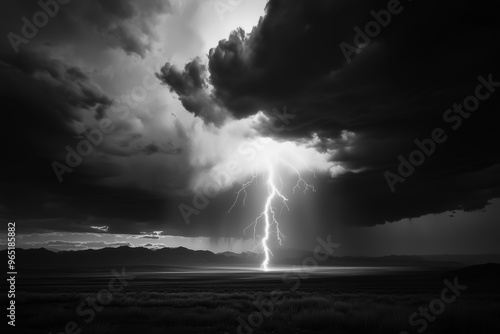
[{"left": 14, "top": 277, "right": 500, "bottom": 334}]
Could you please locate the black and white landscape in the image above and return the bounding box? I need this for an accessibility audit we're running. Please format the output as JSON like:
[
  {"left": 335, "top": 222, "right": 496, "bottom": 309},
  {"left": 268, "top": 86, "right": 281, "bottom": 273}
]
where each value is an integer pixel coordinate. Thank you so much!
[{"left": 1, "top": 0, "right": 500, "bottom": 333}]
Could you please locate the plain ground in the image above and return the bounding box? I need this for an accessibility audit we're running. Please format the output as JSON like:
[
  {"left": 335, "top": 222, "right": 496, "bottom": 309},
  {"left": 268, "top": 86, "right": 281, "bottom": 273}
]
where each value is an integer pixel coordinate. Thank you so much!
[{"left": 10, "top": 266, "right": 500, "bottom": 334}]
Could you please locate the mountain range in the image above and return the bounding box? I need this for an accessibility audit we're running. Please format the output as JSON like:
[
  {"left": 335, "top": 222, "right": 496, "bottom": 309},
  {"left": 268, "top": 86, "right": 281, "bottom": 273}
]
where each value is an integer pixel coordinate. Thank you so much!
[{"left": 4, "top": 246, "right": 500, "bottom": 270}]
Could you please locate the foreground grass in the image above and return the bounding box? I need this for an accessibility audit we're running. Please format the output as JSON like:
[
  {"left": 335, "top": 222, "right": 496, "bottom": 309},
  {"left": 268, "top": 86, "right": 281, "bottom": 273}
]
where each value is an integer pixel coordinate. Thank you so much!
[{"left": 14, "top": 290, "right": 500, "bottom": 334}]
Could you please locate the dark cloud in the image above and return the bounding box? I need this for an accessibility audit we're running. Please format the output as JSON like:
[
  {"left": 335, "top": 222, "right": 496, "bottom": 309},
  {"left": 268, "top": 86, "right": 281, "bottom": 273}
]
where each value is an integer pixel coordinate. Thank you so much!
[
  {"left": 0, "top": 50, "right": 113, "bottom": 188},
  {"left": 139, "top": 142, "right": 182, "bottom": 155},
  {"left": 156, "top": 57, "right": 229, "bottom": 124},
  {"left": 0, "top": 50, "right": 181, "bottom": 232},
  {"left": 1, "top": 0, "right": 499, "bottom": 247},
  {"left": 1, "top": 0, "right": 171, "bottom": 57},
  {"left": 0, "top": 1, "right": 188, "bottom": 238},
  {"left": 208, "top": 0, "right": 500, "bottom": 138},
  {"left": 199, "top": 0, "right": 500, "bottom": 227},
  {"left": 80, "top": 0, "right": 171, "bottom": 57},
  {"left": 1, "top": 50, "right": 113, "bottom": 120}
]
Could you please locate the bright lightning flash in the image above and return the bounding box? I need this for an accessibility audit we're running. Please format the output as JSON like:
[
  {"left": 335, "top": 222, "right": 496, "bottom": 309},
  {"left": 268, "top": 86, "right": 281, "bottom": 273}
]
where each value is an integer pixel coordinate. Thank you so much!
[{"left": 227, "top": 154, "right": 315, "bottom": 271}]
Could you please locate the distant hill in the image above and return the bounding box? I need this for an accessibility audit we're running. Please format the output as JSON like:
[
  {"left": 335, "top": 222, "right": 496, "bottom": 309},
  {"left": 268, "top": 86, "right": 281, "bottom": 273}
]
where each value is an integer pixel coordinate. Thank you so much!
[
  {"left": 421, "top": 254, "right": 500, "bottom": 266},
  {"left": 3, "top": 247, "right": 499, "bottom": 271},
  {"left": 5, "top": 246, "right": 254, "bottom": 270}
]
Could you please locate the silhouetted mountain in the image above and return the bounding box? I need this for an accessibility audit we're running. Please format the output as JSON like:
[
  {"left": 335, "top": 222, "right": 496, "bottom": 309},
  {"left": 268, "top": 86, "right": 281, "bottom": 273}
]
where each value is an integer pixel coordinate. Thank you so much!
[
  {"left": 5, "top": 246, "right": 257, "bottom": 270},
  {"left": 422, "top": 254, "right": 500, "bottom": 266},
  {"left": 4, "top": 247, "right": 500, "bottom": 271}
]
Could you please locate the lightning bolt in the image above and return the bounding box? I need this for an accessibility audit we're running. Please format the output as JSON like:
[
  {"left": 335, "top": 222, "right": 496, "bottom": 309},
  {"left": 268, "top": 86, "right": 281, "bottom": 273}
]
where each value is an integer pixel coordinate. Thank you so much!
[{"left": 227, "top": 156, "right": 315, "bottom": 271}]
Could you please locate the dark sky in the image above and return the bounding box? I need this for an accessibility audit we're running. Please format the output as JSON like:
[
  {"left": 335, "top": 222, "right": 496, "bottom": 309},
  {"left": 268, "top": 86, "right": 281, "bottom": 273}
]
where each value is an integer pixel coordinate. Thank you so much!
[{"left": 0, "top": 0, "right": 499, "bottom": 255}]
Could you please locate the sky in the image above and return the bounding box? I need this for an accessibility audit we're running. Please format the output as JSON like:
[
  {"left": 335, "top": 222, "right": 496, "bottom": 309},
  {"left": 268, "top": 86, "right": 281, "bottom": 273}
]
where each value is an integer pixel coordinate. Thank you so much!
[{"left": 0, "top": 0, "right": 499, "bottom": 256}]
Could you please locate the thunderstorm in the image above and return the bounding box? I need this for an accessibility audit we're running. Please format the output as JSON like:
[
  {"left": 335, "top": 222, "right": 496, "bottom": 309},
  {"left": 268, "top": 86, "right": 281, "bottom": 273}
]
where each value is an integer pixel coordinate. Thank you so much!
[{"left": 227, "top": 155, "right": 315, "bottom": 271}]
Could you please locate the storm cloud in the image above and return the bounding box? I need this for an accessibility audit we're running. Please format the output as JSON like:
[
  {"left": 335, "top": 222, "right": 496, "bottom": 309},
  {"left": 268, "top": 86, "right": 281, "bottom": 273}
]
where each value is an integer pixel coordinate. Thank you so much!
[
  {"left": 0, "top": 0, "right": 499, "bottom": 251},
  {"left": 198, "top": 0, "right": 500, "bottom": 227}
]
